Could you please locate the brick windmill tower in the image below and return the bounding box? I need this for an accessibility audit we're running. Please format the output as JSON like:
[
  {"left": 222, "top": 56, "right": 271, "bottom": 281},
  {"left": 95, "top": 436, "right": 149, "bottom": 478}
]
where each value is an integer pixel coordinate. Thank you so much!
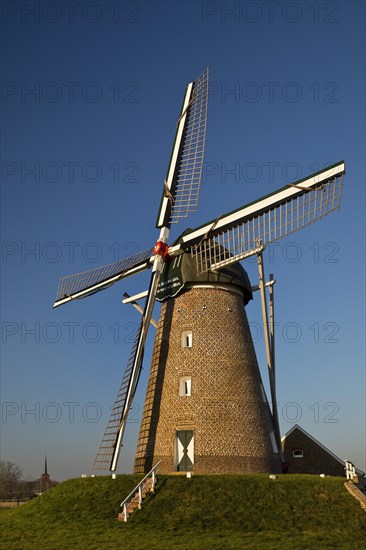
[
  {"left": 53, "top": 68, "right": 345, "bottom": 475},
  {"left": 134, "top": 254, "right": 280, "bottom": 474}
]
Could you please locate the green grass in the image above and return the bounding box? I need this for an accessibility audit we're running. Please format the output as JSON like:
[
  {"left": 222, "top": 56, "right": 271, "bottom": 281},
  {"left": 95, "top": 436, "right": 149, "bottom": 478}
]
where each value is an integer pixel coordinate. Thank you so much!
[{"left": 1, "top": 474, "right": 365, "bottom": 549}]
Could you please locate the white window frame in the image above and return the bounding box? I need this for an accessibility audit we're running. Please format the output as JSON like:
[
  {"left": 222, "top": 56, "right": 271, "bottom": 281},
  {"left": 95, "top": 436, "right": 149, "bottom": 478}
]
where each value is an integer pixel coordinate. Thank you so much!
[
  {"left": 179, "top": 376, "right": 192, "bottom": 397},
  {"left": 181, "top": 330, "right": 193, "bottom": 348},
  {"left": 293, "top": 449, "right": 304, "bottom": 458}
]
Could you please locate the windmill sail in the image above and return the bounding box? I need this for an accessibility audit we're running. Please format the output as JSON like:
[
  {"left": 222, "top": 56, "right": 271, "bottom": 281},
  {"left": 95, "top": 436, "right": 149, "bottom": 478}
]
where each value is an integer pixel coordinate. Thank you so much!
[
  {"left": 156, "top": 67, "right": 209, "bottom": 228},
  {"left": 170, "top": 67, "right": 209, "bottom": 223},
  {"left": 53, "top": 248, "right": 154, "bottom": 308},
  {"left": 94, "top": 265, "right": 162, "bottom": 472},
  {"left": 93, "top": 318, "right": 144, "bottom": 471},
  {"left": 171, "top": 161, "right": 345, "bottom": 273}
]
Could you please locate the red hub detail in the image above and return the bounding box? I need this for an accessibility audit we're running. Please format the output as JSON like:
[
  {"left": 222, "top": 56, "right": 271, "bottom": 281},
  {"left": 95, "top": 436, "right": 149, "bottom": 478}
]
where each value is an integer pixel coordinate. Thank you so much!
[{"left": 154, "top": 241, "right": 170, "bottom": 261}]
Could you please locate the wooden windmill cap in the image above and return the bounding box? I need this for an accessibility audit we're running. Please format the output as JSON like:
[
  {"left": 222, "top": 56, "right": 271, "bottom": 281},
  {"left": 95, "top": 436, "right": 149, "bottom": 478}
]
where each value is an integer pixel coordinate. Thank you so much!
[{"left": 157, "top": 245, "right": 253, "bottom": 305}]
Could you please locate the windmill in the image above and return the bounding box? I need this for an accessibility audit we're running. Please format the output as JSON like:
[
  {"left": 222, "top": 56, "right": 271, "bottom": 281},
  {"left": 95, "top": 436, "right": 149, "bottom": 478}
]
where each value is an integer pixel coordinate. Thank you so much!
[{"left": 53, "top": 68, "right": 345, "bottom": 475}]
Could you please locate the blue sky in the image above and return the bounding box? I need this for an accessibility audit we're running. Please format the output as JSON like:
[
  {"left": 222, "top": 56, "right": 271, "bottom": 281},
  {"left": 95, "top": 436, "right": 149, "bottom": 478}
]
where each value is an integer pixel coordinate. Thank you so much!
[{"left": 1, "top": 1, "right": 365, "bottom": 481}]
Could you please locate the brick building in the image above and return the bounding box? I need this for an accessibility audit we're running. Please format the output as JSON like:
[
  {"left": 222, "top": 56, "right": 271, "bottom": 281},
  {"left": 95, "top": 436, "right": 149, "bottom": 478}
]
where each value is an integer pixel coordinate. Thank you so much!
[
  {"left": 134, "top": 252, "right": 281, "bottom": 475},
  {"left": 281, "top": 424, "right": 364, "bottom": 477}
]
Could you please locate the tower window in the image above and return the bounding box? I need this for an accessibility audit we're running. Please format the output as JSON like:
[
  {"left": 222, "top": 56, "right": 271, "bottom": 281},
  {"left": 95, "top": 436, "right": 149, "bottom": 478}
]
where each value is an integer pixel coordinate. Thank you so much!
[
  {"left": 181, "top": 330, "right": 193, "bottom": 348},
  {"left": 293, "top": 449, "right": 304, "bottom": 458},
  {"left": 179, "top": 376, "right": 192, "bottom": 397}
]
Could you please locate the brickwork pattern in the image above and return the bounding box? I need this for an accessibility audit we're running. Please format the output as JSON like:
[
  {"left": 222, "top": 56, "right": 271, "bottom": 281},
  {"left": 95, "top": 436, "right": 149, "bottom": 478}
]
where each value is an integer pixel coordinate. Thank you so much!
[
  {"left": 134, "top": 285, "right": 281, "bottom": 474},
  {"left": 282, "top": 427, "right": 345, "bottom": 476}
]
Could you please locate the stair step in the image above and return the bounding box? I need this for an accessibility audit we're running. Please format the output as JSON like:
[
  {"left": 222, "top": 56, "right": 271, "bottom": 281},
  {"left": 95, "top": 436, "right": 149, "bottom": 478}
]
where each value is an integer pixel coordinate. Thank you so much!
[
  {"left": 117, "top": 489, "right": 153, "bottom": 521},
  {"left": 117, "top": 461, "right": 161, "bottom": 522}
]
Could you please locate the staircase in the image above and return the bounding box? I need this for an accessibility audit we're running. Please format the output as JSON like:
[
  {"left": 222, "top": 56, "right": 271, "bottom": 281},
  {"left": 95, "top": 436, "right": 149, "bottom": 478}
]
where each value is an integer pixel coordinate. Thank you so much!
[{"left": 118, "top": 461, "right": 161, "bottom": 522}]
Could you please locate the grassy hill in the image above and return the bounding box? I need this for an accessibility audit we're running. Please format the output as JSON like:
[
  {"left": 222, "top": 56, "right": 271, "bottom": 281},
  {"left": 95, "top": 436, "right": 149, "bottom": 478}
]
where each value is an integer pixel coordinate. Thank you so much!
[{"left": 1, "top": 474, "right": 366, "bottom": 549}]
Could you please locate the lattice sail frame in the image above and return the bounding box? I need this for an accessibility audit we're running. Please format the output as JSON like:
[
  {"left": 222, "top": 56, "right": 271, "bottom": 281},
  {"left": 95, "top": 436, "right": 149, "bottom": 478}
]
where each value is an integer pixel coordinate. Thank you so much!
[
  {"left": 170, "top": 67, "right": 209, "bottom": 223},
  {"left": 53, "top": 248, "right": 154, "bottom": 307},
  {"left": 94, "top": 318, "right": 144, "bottom": 470},
  {"left": 190, "top": 166, "right": 344, "bottom": 273}
]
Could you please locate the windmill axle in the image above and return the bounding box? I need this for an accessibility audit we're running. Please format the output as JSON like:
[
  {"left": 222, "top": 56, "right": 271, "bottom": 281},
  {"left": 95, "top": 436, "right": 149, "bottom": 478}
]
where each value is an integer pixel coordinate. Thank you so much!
[{"left": 154, "top": 240, "right": 170, "bottom": 261}]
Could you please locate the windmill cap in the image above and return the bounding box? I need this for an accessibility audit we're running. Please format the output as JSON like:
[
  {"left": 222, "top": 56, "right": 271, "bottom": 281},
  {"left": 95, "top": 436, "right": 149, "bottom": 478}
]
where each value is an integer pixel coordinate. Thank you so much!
[{"left": 156, "top": 248, "right": 253, "bottom": 305}]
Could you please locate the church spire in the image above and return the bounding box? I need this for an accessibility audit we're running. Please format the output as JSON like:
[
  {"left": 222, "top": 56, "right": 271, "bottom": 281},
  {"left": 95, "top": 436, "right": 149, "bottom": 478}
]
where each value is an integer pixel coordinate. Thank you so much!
[{"left": 44, "top": 455, "right": 48, "bottom": 476}]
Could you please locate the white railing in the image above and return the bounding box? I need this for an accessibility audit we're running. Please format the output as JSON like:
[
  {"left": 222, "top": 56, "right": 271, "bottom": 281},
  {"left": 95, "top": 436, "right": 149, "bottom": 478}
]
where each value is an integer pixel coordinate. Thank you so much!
[
  {"left": 120, "top": 461, "right": 161, "bottom": 522},
  {"left": 345, "top": 460, "right": 357, "bottom": 481}
]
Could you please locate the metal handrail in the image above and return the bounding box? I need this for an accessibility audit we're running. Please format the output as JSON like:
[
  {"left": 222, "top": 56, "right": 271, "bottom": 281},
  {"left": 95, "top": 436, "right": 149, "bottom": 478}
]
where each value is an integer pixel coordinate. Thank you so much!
[{"left": 120, "top": 460, "right": 161, "bottom": 522}]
